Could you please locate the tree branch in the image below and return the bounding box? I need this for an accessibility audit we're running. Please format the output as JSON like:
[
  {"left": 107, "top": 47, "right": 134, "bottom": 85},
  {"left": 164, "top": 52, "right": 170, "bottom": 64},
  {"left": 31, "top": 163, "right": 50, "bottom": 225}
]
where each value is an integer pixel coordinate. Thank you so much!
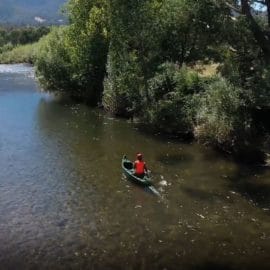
[
  {"left": 241, "top": 0, "right": 270, "bottom": 61},
  {"left": 265, "top": 0, "right": 270, "bottom": 27},
  {"left": 225, "top": 1, "right": 242, "bottom": 14}
]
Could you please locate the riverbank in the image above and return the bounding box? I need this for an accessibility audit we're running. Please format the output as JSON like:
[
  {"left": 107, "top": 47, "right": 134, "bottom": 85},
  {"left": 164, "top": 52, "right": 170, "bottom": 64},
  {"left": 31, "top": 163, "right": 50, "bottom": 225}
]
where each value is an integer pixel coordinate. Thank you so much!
[
  {"left": 0, "top": 25, "right": 49, "bottom": 64},
  {"left": 0, "top": 57, "right": 266, "bottom": 164},
  {"left": 0, "top": 42, "right": 38, "bottom": 64},
  {"left": 2, "top": 0, "right": 270, "bottom": 163}
]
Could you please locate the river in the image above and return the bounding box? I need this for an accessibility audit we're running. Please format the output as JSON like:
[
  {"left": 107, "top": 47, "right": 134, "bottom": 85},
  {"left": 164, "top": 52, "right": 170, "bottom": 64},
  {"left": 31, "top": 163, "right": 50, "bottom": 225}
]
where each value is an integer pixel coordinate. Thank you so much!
[{"left": 0, "top": 64, "right": 269, "bottom": 270}]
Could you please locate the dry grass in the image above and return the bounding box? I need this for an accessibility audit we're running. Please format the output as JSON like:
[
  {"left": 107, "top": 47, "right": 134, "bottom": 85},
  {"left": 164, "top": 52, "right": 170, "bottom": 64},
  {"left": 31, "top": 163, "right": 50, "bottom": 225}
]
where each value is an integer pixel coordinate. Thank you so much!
[{"left": 191, "top": 62, "right": 220, "bottom": 77}]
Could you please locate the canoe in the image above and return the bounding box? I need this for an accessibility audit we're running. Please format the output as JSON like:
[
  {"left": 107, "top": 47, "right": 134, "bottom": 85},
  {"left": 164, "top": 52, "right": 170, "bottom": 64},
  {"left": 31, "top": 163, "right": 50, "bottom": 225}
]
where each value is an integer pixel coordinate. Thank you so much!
[{"left": 122, "top": 155, "right": 152, "bottom": 186}]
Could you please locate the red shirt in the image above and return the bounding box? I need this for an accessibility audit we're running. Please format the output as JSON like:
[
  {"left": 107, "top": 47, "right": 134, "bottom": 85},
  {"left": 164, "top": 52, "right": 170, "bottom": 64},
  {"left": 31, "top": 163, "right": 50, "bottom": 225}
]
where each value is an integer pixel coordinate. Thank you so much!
[{"left": 134, "top": 160, "right": 146, "bottom": 175}]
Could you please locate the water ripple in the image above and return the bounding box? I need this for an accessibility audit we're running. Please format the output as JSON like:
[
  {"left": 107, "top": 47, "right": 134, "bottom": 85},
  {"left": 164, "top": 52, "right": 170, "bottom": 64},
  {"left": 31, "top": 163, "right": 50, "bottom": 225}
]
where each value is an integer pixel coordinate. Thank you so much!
[{"left": 0, "top": 64, "right": 34, "bottom": 76}]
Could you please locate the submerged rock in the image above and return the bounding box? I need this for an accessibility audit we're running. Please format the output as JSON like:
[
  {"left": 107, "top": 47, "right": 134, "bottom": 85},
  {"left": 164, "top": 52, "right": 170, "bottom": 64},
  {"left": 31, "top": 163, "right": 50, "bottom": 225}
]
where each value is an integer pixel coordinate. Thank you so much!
[{"left": 159, "top": 180, "right": 168, "bottom": 186}]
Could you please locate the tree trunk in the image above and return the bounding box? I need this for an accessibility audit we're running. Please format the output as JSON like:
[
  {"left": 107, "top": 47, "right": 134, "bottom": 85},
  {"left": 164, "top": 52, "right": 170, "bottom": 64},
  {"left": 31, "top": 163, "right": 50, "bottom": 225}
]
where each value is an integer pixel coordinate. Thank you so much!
[
  {"left": 241, "top": 0, "right": 270, "bottom": 63},
  {"left": 266, "top": 0, "right": 270, "bottom": 28}
]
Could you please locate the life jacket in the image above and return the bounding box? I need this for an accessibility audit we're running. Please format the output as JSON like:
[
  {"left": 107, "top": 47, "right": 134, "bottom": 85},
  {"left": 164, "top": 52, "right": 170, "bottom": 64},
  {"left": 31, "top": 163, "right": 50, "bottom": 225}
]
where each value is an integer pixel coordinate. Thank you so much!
[{"left": 134, "top": 160, "right": 146, "bottom": 175}]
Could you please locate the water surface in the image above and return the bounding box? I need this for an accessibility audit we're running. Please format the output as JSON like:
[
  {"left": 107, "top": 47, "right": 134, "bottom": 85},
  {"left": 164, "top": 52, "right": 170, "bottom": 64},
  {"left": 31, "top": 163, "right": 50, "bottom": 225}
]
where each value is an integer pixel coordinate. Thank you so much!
[{"left": 0, "top": 64, "right": 269, "bottom": 270}]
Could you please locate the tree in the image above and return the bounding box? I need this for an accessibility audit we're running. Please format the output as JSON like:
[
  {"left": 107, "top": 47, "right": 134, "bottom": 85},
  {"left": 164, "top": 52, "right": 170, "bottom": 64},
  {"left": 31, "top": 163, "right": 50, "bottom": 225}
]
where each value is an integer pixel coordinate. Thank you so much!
[
  {"left": 225, "top": 0, "right": 270, "bottom": 62},
  {"left": 103, "top": 0, "right": 163, "bottom": 116},
  {"left": 66, "top": 0, "right": 109, "bottom": 103},
  {"left": 35, "top": 0, "right": 109, "bottom": 103}
]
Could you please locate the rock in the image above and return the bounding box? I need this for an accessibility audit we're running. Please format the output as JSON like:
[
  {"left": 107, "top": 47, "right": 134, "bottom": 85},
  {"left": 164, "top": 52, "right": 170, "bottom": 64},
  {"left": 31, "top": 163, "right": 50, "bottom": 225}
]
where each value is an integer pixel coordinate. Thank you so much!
[{"left": 159, "top": 180, "right": 168, "bottom": 186}]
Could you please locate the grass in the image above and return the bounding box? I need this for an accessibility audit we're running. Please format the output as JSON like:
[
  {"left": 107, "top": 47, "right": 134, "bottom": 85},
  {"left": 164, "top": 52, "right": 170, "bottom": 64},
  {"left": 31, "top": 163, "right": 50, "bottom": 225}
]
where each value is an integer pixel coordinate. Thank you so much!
[
  {"left": 0, "top": 42, "right": 39, "bottom": 64},
  {"left": 191, "top": 62, "right": 219, "bottom": 77}
]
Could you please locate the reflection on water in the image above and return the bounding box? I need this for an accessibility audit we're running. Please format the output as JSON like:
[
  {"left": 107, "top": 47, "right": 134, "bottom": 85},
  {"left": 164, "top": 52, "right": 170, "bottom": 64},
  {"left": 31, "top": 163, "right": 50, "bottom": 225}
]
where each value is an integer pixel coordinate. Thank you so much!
[{"left": 0, "top": 64, "right": 270, "bottom": 270}]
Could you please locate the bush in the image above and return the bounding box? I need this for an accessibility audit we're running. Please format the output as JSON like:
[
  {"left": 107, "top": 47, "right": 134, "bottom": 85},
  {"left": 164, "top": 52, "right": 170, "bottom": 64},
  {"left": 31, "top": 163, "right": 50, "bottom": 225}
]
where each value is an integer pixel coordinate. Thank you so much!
[
  {"left": 0, "top": 43, "right": 14, "bottom": 54},
  {"left": 35, "top": 2, "right": 109, "bottom": 104},
  {"left": 35, "top": 27, "right": 77, "bottom": 94},
  {"left": 0, "top": 43, "right": 38, "bottom": 64},
  {"left": 193, "top": 76, "right": 252, "bottom": 151},
  {"left": 143, "top": 62, "right": 204, "bottom": 134},
  {"left": 102, "top": 50, "right": 145, "bottom": 116},
  {"left": 221, "top": 49, "right": 270, "bottom": 135},
  {"left": 65, "top": 3, "right": 109, "bottom": 104}
]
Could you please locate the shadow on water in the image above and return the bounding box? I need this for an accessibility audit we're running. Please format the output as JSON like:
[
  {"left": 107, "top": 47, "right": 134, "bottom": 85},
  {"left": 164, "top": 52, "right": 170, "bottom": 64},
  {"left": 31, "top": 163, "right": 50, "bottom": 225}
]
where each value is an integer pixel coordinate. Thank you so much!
[
  {"left": 181, "top": 186, "right": 226, "bottom": 203},
  {"left": 227, "top": 164, "right": 270, "bottom": 211},
  {"left": 135, "top": 122, "right": 193, "bottom": 143},
  {"left": 190, "top": 260, "right": 270, "bottom": 270},
  {"left": 156, "top": 153, "right": 194, "bottom": 166},
  {"left": 190, "top": 262, "right": 237, "bottom": 270},
  {"left": 36, "top": 96, "right": 105, "bottom": 135}
]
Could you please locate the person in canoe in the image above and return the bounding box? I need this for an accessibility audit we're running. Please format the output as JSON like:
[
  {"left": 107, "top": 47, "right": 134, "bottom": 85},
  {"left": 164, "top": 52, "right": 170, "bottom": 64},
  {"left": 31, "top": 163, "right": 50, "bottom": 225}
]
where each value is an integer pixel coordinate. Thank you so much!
[{"left": 134, "top": 153, "right": 148, "bottom": 178}]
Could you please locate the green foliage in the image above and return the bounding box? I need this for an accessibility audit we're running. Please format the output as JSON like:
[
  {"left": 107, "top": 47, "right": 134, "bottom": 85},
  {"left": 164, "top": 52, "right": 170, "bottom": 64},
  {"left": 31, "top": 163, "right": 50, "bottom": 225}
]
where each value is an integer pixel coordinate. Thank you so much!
[
  {"left": 0, "top": 43, "right": 14, "bottom": 54},
  {"left": 219, "top": 15, "right": 270, "bottom": 137},
  {"left": 35, "top": 27, "right": 76, "bottom": 93},
  {"left": 194, "top": 77, "right": 252, "bottom": 150},
  {"left": 65, "top": 0, "right": 109, "bottom": 103},
  {"left": 220, "top": 16, "right": 261, "bottom": 85},
  {"left": 0, "top": 26, "right": 50, "bottom": 47},
  {"left": 102, "top": 0, "right": 231, "bottom": 116},
  {"left": 255, "top": 66, "right": 270, "bottom": 107},
  {"left": 0, "top": 43, "right": 38, "bottom": 64},
  {"left": 30, "top": 0, "right": 270, "bottom": 155},
  {"left": 143, "top": 63, "right": 204, "bottom": 134},
  {"left": 0, "top": 26, "right": 50, "bottom": 63},
  {"left": 103, "top": 0, "right": 164, "bottom": 115},
  {"left": 158, "top": 0, "right": 230, "bottom": 64},
  {"left": 103, "top": 50, "right": 144, "bottom": 116},
  {"left": 35, "top": 0, "right": 109, "bottom": 104}
]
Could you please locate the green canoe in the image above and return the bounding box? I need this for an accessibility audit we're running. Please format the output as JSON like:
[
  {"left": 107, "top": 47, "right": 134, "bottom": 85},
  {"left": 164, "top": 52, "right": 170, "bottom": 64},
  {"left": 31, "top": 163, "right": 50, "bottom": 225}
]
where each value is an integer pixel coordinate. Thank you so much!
[{"left": 122, "top": 155, "right": 152, "bottom": 186}]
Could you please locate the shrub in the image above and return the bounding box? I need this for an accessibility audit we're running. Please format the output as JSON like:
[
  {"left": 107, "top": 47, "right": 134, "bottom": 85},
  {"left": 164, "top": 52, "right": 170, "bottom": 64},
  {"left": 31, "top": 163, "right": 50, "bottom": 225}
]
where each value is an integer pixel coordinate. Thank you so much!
[
  {"left": 0, "top": 43, "right": 14, "bottom": 54},
  {"left": 102, "top": 49, "right": 145, "bottom": 116},
  {"left": 143, "top": 62, "right": 204, "bottom": 134},
  {"left": 35, "top": 27, "right": 77, "bottom": 94},
  {"left": 35, "top": 3, "right": 109, "bottom": 104},
  {"left": 221, "top": 49, "right": 270, "bottom": 135},
  {"left": 0, "top": 43, "right": 38, "bottom": 64},
  {"left": 65, "top": 3, "right": 109, "bottom": 104},
  {"left": 193, "top": 76, "right": 252, "bottom": 151}
]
